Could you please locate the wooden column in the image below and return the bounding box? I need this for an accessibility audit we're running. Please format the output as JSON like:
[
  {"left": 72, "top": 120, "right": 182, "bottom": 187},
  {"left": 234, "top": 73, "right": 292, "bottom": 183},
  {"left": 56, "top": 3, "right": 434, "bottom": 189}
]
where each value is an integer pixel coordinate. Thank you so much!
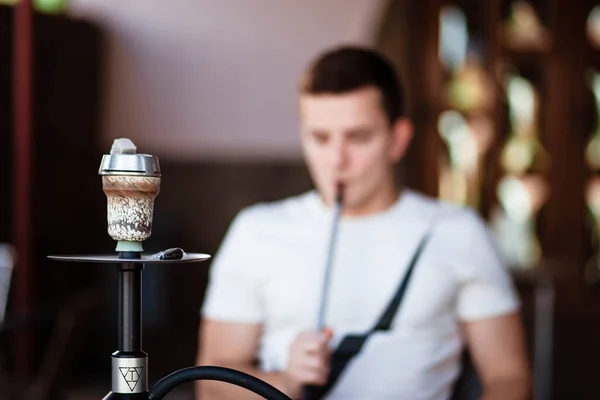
[
  {"left": 404, "top": 0, "right": 442, "bottom": 196},
  {"left": 376, "top": 0, "right": 442, "bottom": 196},
  {"left": 541, "top": 0, "right": 588, "bottom": 269},
  {"left": 13, "top": 0, "right": 33, "bottom": 378},
  {"left": 480, "top": 0, "right": 503, "bottom": 220}
]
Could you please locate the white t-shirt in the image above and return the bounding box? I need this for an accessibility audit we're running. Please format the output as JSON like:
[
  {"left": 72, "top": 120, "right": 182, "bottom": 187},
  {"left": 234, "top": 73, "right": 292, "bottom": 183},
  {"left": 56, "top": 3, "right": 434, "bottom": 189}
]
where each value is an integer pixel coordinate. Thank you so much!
[{"left": 201, "top": 189, "right": 519, "bottom": 400}]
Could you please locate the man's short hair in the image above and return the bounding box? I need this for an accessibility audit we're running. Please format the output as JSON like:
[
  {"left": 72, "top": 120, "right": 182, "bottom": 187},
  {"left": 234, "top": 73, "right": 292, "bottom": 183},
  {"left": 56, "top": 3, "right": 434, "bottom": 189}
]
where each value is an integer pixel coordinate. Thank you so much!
[{"left": 299, "top": 45, "right": 405, "bottom": 124}]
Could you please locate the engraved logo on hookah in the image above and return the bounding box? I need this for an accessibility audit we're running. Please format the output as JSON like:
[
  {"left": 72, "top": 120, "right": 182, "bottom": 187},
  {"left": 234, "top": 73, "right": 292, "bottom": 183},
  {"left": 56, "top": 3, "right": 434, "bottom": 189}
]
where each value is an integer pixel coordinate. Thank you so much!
[{"left": 119, "top": 367, "right": 143, "bottom": 391}]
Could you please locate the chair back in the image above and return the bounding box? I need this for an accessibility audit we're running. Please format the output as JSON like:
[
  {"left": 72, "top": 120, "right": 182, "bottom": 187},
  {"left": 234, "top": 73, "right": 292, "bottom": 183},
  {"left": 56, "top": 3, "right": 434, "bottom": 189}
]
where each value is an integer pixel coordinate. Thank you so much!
[{"left": 0, "top": 244, "right": 16, "bottom": 324}]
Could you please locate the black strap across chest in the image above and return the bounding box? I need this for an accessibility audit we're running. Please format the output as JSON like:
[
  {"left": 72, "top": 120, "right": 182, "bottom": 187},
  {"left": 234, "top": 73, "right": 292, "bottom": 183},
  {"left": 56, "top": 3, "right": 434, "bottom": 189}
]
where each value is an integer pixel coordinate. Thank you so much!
[{"left": 302, "top": 229, "right": 432, "bottom": 400}]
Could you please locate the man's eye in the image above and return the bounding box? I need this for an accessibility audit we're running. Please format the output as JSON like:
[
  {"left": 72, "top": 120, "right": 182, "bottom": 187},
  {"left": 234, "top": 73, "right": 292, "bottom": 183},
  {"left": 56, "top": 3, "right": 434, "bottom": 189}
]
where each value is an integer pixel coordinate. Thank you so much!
[
  {"left": 312, "top": 132, "right": 329, "bottom": 144},
  {"left": 348, "top": 132, "right": 373, "bottom": 142}
]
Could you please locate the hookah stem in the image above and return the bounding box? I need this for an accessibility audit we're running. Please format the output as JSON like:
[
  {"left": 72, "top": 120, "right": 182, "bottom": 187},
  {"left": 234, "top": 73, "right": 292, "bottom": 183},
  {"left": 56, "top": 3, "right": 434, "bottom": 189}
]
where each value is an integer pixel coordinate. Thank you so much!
[
  {"left": 103, "top": 260, "right": 147, "bottom": 399},
  {"left": 119, "top": 260, "right": 143, "bottom": 352},
  {"left": 118, "top": 251, "right": 144, "bottom": 353},
  {"left": 118, "top": 250, "right": 143, "bottom": 352}
]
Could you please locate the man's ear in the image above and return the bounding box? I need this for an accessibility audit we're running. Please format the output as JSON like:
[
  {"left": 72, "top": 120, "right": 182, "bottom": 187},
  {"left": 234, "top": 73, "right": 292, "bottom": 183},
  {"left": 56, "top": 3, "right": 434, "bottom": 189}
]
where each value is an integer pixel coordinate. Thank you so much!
[{"left": 389, "top": 117, "right": 413, "bottom": 162}]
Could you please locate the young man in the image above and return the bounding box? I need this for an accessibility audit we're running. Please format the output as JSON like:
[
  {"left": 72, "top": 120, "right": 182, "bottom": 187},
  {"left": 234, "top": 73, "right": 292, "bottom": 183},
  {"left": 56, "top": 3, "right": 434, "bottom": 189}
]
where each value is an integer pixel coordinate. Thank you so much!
[{"left": 196, "top": 46, "right": 530, "bottom": 400}]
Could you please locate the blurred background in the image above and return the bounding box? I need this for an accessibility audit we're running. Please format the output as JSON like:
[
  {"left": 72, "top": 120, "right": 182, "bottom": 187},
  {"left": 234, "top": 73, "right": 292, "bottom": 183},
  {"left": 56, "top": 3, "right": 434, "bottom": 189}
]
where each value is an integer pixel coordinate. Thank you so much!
[{"left": 1, "top": 0, "right": 599, "bottom": 398}]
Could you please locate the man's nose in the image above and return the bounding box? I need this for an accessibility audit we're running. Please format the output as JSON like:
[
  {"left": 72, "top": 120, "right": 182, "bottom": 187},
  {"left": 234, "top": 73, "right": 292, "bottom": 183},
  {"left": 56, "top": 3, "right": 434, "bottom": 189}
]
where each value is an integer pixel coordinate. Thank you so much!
[{"left": 331, "top": 139, "right": 348, "bottom": 170}]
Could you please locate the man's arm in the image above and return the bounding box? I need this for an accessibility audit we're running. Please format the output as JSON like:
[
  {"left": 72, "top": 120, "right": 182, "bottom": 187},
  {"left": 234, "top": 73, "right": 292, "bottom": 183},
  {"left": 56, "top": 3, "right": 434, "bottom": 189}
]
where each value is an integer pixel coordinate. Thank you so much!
[
  {"left": 195, "top": 319, "right": 331, "bottom": 400},
  {"left": 195, "top": 319, "right": 293, "bottom": 400},
  {"left": 462, "top": 312, "right": 531, "bottom": 400}
]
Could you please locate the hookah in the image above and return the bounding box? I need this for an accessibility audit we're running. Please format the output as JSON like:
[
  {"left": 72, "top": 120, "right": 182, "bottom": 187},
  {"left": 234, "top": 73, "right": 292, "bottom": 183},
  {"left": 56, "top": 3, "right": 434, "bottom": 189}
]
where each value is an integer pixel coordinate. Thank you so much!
[{"left": 48, "top": 139, "right": 291, "bottom": 400}]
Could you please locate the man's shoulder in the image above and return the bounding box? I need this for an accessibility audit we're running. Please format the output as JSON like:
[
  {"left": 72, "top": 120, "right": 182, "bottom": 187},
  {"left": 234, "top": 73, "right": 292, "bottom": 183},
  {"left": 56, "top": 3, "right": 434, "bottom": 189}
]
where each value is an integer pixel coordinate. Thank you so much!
[
  {"left": 404, "top": 190, "right": 486, "bottom": 234},
  {"left": 408, "top": 191, "right": 507, "bottom": 273}
]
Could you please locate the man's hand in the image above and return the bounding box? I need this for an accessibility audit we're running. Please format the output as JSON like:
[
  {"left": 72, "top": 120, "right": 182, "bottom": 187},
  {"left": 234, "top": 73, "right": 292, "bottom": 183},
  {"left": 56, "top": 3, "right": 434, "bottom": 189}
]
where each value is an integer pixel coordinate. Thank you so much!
[{"left": 284, "top": 330, "right": 333, "bottom": 397}]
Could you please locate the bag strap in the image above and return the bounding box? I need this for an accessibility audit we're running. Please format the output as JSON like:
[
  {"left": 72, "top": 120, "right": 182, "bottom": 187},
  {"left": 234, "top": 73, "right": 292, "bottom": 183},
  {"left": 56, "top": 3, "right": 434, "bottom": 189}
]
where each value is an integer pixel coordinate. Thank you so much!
[
  {"left": 303, "top": 226, "right": 434, "bottom": 400},
  {"left": 370, "top": 232, "right": 431, "bottom": 333}
]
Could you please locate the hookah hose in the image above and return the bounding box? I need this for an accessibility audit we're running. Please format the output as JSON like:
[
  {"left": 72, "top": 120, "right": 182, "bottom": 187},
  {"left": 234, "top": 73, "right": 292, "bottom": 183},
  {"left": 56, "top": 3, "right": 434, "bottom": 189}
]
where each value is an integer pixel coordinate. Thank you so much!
[
  {"left": 147, "top": 366, "right": 291, "bottom": 400},
  {"left": 150, "top": 186, "right": 344, "bottom": 400},
  {"left": 303, "top": 184, "right": 344, "bottom": 400}
]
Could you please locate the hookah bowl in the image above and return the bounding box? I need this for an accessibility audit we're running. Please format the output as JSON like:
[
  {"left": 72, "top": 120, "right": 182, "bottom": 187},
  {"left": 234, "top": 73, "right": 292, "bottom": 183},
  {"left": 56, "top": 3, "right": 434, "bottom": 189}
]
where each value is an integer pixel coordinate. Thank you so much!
[
  {"left": 49, "top": 145, "right": 291, "bottom": 400},
  {"left": 98, "top": 153, "right": 161, "bottom": 254}
]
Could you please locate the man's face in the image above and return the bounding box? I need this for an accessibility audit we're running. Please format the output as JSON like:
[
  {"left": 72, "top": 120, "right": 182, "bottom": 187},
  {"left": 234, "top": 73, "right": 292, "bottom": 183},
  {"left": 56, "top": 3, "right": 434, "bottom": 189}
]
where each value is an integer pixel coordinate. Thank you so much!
[{"left": 299, "top": 86, "right": 411, "bottom": 212}]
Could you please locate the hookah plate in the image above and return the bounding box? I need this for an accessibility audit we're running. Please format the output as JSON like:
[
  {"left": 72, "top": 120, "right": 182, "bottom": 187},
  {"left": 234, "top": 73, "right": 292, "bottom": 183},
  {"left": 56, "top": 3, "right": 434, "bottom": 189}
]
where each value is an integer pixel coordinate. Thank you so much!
[{"left": 48, "top": 253, "right": 211, "bottom": 264}]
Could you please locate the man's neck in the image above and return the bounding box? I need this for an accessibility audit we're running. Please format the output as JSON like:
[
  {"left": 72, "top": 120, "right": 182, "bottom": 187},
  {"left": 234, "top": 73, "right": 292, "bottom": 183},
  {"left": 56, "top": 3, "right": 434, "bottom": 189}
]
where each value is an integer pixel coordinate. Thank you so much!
[{"left": 342, "top": 182, "right": 402, "bottom": 218}]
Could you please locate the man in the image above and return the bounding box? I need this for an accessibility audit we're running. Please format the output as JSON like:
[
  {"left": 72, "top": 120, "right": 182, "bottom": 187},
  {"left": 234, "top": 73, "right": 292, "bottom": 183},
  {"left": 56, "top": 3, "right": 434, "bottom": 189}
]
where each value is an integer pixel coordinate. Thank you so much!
[{"left": 196, "top": 46, "right": 530, "bottom": 400}]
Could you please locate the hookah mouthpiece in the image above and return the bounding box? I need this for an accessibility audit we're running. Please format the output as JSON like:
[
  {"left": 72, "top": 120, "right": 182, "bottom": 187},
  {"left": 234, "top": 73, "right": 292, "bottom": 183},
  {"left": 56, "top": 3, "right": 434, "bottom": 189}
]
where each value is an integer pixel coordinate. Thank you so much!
[
  {"left": 315, "top": 182, "right": 344, "bottom": 331},
  {"left": 335, "top": 182, "right": 345, "bottom": 205},
  {"left": 302, "top": 183, "right": 345, "bottom": 400}
]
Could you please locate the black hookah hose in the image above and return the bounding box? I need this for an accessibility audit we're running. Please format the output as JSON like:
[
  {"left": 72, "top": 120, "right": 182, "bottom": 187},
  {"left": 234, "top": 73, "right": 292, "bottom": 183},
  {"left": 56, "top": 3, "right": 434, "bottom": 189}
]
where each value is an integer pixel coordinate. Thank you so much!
[
  {"left": 149, "top": 187, "right": 344, "bottom": 400},
  {"left": 303, "top": 184, "right": 344, "bottom": 400},
  {"left": 148, "top": 366, "right": 291, "bottom": 400}
]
